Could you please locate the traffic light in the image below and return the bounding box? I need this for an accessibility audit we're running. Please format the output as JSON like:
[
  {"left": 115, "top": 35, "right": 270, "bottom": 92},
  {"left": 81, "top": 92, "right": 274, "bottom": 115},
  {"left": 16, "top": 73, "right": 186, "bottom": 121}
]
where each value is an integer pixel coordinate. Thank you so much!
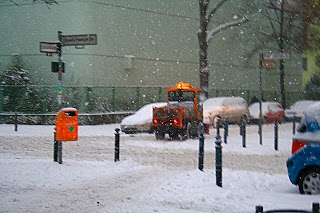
[{"left": 51, "top": 62, "right": 65, "bottom": 73}]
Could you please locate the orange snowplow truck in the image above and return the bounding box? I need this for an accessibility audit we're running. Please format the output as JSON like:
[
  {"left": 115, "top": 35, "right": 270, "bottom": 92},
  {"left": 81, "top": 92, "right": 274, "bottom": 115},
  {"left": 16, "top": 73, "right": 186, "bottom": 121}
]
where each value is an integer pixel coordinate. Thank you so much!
[{"left": 153, "top": 82, "right": 204, "bottom": 140}]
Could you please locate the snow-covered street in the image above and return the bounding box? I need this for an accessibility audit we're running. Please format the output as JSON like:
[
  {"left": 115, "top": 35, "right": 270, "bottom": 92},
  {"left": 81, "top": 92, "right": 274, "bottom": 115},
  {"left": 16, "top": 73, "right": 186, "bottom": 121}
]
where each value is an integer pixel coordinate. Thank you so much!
[{"left": 0, "top": 123, "right": 319, "bottom": 212}]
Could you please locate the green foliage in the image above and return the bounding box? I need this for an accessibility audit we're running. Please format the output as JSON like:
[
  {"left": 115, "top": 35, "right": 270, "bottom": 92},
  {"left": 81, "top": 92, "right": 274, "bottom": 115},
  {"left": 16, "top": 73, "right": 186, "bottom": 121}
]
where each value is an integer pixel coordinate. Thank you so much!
[
  {"left": 0, "top": 63, "right": 47, "bottom": 113},
  {"left": 304, "top": 73, "right": 320, "bottom": 100}
]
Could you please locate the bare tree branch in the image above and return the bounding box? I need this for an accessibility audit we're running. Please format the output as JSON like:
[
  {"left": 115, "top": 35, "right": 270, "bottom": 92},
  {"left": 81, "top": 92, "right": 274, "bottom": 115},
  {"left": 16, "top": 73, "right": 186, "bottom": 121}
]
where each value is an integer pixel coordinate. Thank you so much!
[
  {"left": 206, "top": 16, "right": 249, "bottom": 43},
  {"left": 206, "top": 0, "right": 228, "bottom": 22},
  {"left": 10, "top": 0, "right": 19, "bottom": 6},
  {"left": 11, "top": 0, "right": 58, "bottom": 5}
]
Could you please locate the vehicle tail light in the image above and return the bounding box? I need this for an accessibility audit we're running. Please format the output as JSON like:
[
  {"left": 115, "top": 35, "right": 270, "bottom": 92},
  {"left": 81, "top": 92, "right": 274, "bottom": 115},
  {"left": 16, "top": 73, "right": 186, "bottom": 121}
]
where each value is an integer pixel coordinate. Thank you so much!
[
  {"left": 173, "top": 119, "right": 179, "bottom": 125},
  {"left": 153, "top": 119, "right": 158, "bottom": 124},
  {"left": 292, "top": 140, "right": 307, "bottom": 155}
]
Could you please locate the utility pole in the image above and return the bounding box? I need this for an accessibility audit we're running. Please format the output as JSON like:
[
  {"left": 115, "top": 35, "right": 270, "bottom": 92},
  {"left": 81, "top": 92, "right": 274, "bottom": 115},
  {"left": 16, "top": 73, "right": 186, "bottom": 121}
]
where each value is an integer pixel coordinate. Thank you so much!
[
  {"left": 57, "top": 31, "right": 63, "bottom": 110},
  {"left": 279, "top": 0, "right": 286, "bottom": 109}
]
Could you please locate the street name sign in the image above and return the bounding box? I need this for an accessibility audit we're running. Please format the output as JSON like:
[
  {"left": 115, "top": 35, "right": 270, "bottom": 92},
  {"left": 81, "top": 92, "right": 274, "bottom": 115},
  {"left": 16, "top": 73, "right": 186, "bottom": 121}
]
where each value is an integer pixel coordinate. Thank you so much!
[
  {"left": 40, "top": 42, "right": 60, "bottom": 53},
  {"left": 61, "top": 34, "right": 97, "bottom": 46},
  {"left": 263, "top": 52, "right": 290, "bottom": 60}
]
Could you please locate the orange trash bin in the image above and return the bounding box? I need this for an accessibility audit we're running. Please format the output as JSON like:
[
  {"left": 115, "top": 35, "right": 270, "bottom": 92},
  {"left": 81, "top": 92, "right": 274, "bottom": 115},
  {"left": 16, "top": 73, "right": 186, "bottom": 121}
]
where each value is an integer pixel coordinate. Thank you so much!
[{"left": 55, "top": 107, "right": 78, "bottom": 141}]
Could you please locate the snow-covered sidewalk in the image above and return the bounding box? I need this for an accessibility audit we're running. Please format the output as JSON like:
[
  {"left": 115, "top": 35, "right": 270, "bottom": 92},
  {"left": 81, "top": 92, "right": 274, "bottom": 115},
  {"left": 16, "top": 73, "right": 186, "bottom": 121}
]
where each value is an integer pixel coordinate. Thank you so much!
[{"left": 0, "top": 123, "right": 319, "bottom": 212}]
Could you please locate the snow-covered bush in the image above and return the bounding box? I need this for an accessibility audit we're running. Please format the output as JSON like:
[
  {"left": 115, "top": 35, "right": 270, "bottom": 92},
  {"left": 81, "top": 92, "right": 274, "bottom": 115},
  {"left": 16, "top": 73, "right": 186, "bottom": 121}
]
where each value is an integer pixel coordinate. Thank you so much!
[{"left": 0, "top": 64, "right": 45, "bottom": 113}]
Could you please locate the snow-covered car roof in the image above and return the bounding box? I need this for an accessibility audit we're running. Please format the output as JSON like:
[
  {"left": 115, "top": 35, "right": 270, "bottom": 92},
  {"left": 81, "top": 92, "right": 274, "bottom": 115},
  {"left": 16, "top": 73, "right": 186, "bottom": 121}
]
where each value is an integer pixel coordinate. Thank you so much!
[
  {"left": 285, "top": 100, "right": 317, "bottom": 118},
  {"left": 294, "top": 102, "right": 320, "bottom": 142},
  {"left": 203, "top": 96, "right": 246, "bottom": 106},
  {"left": 249, "top": 101, "right": 282, "bottom": 118},
  {"left": 121, "top": 102, "right": 167, "bottom": 126}
]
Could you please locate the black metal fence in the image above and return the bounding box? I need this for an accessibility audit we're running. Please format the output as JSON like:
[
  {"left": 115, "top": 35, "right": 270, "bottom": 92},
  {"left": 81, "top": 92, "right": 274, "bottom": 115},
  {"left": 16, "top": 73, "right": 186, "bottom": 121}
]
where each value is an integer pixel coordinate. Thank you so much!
[{"left": 0, "top": 85, "right": 318, "bottom": 113}]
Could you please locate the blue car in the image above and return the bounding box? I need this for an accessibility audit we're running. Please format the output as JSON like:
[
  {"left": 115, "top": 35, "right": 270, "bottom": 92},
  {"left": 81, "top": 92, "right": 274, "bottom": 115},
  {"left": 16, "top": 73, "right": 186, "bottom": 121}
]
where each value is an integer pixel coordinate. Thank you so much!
[{"left": 287, "top": 102, "right": 320, "bottom": 194}]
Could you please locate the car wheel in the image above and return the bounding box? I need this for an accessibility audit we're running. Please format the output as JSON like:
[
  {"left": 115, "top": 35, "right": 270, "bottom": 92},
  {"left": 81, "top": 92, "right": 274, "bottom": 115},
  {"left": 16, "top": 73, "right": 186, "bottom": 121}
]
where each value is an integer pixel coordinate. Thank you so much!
[
  {"left": 155, "top": 130, "right": 165, "bottom": 140},
  {"left": 298, "top": 168, "right": 320, "bottom": 195},
  {"left": 242, "top": 115, "right": 248, "bottom": 125},
  {"left": 169, "top": 131, "right": 179, "bottom": 140},
  {"left": 181, "top": 122, "right": 191, "bottom": 140}
]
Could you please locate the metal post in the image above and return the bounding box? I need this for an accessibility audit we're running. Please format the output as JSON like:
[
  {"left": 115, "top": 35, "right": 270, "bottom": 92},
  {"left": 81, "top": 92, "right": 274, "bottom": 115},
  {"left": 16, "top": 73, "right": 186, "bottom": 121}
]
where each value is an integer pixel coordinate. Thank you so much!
[
  {"left": 14, "top": 113, "right": 18, "bottom": 131},
  {"left": 53, "top": 130, "right": 58, "bottom": 162},
  {"left": 313, "top": 202, "right": 319, "bottom": 213},
  {"left": 57, "top": 31, "right": 63, "bottom": 110},
  {"left": 224, "top": 118, "right": 228, "bottom": 144},
  {"left": 274, "top": 122, "right": 278, "bottom": 151},
  {"left": 259, "top": 53, "right": 263, "bottom": 145},
  {"left": 215, "top": 118, "right": 222, "bottom": 187},
  {"left": 198, "top": 132, "right": 204, "bottom": 171},
  {"left": 58, "top": 141, "right": 62, "bottom": 164},
  {"left": 114, "top": 128, "right": 120, "bottom": 162},
  {"left": 240, "top": 117, "right": 243, "bottom": 136},
  {"left": 111, "top": 87, "right": 116, "bottom": 112},
  {"left": 255, "top": 206, "right": 263, "bottom": 213},
  {"left": 242, "top": 118, "right": 246, "bottom": 148},
  {"left": 292, "top": 114, "right": 296, "bottom": 134},
  {"left": 0, "top": 86, "right": 3, "bottom": 113}
]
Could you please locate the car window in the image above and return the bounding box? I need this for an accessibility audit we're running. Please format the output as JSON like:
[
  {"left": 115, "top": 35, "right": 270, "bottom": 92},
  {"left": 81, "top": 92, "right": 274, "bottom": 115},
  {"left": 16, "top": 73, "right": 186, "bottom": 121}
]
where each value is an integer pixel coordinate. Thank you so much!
[
  {"left": 268, "top": 103, "right": 282, "bottom": 112},
  {"left": 169, "top": 90, "right": 195, "bottom": 102},
  {"left": 297, "top": 117, "right": 307, "bottom": 133}
]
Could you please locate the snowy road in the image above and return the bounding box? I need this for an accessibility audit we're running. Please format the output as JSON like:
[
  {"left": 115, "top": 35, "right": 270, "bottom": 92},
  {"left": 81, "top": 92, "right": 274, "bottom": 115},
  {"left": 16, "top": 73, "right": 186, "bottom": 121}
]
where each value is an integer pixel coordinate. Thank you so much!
[{"left": 1, "top": 123, "right": 318, "bottom": 212}]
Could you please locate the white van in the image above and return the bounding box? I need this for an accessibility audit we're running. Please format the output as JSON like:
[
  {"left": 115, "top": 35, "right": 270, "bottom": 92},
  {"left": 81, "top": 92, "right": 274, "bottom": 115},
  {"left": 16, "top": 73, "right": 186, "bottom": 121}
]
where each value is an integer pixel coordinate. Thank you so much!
[{"left": 203, "top": 97, "right": 250, "bottom": 127}]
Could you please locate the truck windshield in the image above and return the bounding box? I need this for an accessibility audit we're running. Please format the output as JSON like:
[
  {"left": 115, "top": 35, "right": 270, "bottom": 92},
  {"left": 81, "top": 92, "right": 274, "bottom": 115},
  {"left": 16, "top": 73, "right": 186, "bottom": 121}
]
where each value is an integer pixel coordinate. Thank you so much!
[{"left": 169, "top": 90, "right": 195, "bottom": 102}]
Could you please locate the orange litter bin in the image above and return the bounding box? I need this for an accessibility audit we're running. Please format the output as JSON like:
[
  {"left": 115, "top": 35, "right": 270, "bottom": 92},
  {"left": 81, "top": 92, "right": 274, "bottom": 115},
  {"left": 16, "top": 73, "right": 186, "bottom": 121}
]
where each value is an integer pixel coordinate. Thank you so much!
[{"left": 55, "top": 107, "right": 78, "bottom": 141}]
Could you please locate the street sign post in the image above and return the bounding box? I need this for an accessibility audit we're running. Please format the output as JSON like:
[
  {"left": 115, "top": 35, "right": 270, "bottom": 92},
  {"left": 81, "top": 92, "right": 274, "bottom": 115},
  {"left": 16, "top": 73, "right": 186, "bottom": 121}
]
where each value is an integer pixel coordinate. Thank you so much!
[
  {"left": 61, "top": 34, "right": 97, "bottom": 46},
  {"left": 40, "top": 32, "right": 97, "bottom": 113},
  {"left": 258, "top": 52, "right": 290, "bottom": 145}
]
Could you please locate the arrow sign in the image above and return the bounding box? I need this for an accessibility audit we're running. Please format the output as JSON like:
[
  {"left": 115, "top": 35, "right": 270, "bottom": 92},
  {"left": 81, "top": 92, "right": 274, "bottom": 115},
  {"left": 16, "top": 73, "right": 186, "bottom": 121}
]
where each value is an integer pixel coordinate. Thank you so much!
[{"left": 61, "top": 34, "right": 97, "bottom": 46}]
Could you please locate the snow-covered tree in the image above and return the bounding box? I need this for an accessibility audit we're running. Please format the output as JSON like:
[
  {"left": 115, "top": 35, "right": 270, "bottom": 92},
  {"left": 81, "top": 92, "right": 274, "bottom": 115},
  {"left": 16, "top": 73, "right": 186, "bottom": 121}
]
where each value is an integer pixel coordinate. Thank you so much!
[
  {"left": 0, "top": 59, "right": 44, "bottom": 112},
  {"left": 198, "top": 0, "right": 248, "bottom": 98}
]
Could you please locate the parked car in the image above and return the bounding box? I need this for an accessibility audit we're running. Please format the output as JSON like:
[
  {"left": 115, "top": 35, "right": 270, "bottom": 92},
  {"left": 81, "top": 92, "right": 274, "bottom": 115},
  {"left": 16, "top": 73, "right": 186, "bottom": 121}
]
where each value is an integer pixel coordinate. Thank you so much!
[
  {"left": 285, "top": 100, "right": 318, "bottom": 121},
  {"left": 286, "top": 102, "right": 320, "bottom": 194},
  {"left": 120, "top": 102, "right": 167, "bottom": 134},
  {"left": 249, "top": 101, "right": 285, "bottom": 124},
  {"left": 203, "top": 97, "right": 250, "bottom": 128}
]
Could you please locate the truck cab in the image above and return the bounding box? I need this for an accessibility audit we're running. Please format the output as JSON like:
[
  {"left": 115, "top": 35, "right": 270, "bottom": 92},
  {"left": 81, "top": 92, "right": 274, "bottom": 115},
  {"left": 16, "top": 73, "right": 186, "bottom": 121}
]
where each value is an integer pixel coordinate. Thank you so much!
[{"left": 152, "top": 82, "right": 203, "bottom": 140}]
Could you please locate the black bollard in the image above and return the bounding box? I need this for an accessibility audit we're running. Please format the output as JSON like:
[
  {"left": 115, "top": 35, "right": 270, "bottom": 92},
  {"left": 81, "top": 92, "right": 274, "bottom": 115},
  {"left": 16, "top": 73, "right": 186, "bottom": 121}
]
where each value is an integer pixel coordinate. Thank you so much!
[
  {"left": 242, "top": 119, "right": 246, "bottom": 148},
  {"left": 53, "top": 130, "right": 58, "bottom": 162},
  {"left": 292, "top": 114, "right": 296, "bottom": 135},
  {"left": 240, "top": 117, "right": 243, "bottom": 136},
  {"left": 255, "top": 206, "right": 263, "bottom": 213},
  {"left": 274, "top": 122, "right": 278, "bottom": 151},
  {"left": 58, "top": 141, "right": 63, "bottom": 164},
  {"left": 313, "top": 202, "right": 319, "bottom": 213},
  {"left": 114, "top": 128, "right": 120, "bottom": 162},
  {"left": 14, "top": 113, "right": 18, "bottom": 131},
  {"left": 198, "top": 132, "right": 204, "bottom": 171},
  {"left": 224, "top": 118, "right": 228, "bottom": 144},
  {"left": 215, "top": 118, "right": 222, "bottom": 187}
]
